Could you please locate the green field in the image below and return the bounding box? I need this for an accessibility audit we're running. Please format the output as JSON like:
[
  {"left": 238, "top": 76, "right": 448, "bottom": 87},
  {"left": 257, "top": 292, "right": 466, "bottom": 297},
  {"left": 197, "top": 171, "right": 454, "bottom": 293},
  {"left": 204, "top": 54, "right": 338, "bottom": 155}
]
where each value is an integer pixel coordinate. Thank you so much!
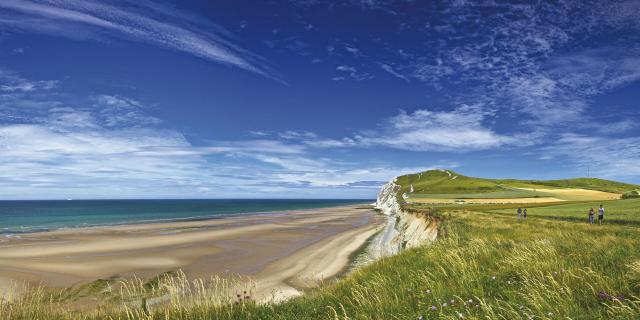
[
  {"left": 488, "top": 198, "right": 640, "bottom": 226},
  {"left": 3, "top": 170, "right": 640, "bottom": 319},
  {"left": 409, "top": 187, "right": 549, "bottom": 199},
  {"left": 397, "top": 170, "right": 638, "bottom": 196}
]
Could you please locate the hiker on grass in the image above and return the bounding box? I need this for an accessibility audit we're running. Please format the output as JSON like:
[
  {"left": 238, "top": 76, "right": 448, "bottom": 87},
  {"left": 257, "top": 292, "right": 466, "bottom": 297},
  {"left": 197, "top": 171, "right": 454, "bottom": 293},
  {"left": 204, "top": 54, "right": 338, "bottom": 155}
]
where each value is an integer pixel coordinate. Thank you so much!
[
  {"left": 588, "top": 208, "right": 595, "bottom": 224},
  {"left": 517, "top": 207, "right": 522, "bottom": 219},
  {"left": 598, "top": 205, "right": 605, "bottom": 225},
  {"left": 523, "top": 208, "right": 527, "bottom": 219}
]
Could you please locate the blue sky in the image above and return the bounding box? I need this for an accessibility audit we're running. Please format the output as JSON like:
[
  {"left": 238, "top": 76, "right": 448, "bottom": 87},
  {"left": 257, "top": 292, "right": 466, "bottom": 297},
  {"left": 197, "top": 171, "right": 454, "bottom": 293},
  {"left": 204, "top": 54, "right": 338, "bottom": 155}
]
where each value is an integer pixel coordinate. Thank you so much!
[{"left": 1, "top": 0, "right": 639, "bottom": 200}]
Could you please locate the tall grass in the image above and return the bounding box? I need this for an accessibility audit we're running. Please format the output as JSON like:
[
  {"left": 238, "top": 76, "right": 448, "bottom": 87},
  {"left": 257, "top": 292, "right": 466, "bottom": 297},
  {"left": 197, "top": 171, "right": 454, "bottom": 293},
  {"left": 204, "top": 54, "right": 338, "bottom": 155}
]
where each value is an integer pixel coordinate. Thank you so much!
[{"left": 2, "top": 203, "right": 640, "bottom": 319}]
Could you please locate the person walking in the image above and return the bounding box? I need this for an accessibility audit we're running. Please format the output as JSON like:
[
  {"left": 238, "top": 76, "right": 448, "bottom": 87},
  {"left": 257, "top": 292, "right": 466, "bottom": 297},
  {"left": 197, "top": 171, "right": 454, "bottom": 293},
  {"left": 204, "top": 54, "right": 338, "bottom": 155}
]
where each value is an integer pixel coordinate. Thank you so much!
[
  {"left": 598, "top": 205, "right": 605, "bottom": 225},
  {"left": 523, "top": 208, "right": 527, "bottom": 219},
  {"left": 588, "top": 208, "right": 595, "bottom": 224},
  {"left": 517, "top": 207, "right": 522, "bottom": 219}
]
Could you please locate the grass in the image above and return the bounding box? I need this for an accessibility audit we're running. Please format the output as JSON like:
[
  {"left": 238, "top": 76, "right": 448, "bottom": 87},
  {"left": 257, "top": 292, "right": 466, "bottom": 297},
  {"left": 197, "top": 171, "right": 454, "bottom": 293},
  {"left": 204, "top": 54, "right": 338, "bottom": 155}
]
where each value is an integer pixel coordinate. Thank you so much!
[
  {"left": 408, "top": 188, "right": 548, "bottom": 199},
  {"left": 3, "top": 199, "right": 640, "bottom": 319},
  {"left": 2, "top": 170, "right": 639, "bottom": 319},
  {"left": 396, "top": 169, "right": 638, "bottom": 196},
  {"left": 488, "top": 198, "right": 640, "bottom": 226}
]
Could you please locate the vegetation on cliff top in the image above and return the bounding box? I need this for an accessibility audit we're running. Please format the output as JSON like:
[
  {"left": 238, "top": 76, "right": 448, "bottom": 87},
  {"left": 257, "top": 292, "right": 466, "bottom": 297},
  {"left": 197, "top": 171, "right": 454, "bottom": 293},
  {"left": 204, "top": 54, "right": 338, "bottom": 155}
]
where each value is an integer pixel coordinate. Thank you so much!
[
  {"left": 396, "top": 169, "right": 639, "bottom": 195},
  {"left": 3, "top": 170, "right": 640, "bottom": 319}
]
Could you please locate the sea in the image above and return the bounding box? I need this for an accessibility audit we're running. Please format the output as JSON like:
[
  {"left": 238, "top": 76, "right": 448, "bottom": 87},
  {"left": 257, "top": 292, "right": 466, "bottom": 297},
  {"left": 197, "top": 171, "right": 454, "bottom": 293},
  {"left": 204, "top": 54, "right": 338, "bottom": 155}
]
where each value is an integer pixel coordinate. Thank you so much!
[{"left": 0, "top": 199, "right": 371, "bottom": 235}]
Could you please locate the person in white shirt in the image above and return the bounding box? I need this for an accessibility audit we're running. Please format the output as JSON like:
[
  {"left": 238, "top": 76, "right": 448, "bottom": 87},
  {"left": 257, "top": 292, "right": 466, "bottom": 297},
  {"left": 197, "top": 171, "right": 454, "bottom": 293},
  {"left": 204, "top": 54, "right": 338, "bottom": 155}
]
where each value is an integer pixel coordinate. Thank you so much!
[{"left": 598, "top": 205, "right": 605, "bottom": 225}]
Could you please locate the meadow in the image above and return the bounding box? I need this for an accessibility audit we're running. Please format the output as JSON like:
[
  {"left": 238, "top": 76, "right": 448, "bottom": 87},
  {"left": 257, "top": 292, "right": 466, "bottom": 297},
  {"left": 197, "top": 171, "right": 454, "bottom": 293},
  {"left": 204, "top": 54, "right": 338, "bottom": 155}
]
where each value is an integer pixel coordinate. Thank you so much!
[
  {"left": 3, "top": 198, "right": 639, "bottom": 319},
  {"left": 3, "top": 171, "right": 639, "bottom": 319}
]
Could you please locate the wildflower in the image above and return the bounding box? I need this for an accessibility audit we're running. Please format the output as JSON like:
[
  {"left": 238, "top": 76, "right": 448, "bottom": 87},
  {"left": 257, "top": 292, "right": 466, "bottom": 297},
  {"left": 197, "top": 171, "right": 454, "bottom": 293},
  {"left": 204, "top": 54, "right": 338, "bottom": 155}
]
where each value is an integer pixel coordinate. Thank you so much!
[
  {"left": 425, "top": 289, "right": 432, "bottom": 294},
  {"left": 457, "top": 312, "right": 465, "bottom": 318},
  {"left": 431, "top": 306, "right": 437, "bottom": 311},
  {"left": 468, "top": 299, "right": 473, "bottom": 304},
  {"left": 442, "top": 302, "right": 448, "bottom": 307},
  {"left": 507, "top": 280, "right": 512, "bottom": 284},
  {"left": 547, "top": 312, "right": 554, "bottom": 317},
  {"left": 491, "top": 276, "right": 496, "bottom": 280},
  {"left": 553, "top": 272, "right": 558, "bottom": 276},
  {"left": 417, "top": 316, "right": 424, "bottom": 320},
  {"left": 450, "top": 299, "right": 455, "bottom": 304},
  {"left": 519, "top": 305, "right": 524, "bottom": 310}
]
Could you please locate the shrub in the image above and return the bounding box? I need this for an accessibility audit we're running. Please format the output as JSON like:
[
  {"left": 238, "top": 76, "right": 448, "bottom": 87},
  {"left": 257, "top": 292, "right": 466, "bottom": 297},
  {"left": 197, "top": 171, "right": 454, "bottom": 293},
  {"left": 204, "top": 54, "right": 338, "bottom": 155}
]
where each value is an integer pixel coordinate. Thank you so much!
[{"left": 622, "top": 190, "right": 640, "bottom": 199}]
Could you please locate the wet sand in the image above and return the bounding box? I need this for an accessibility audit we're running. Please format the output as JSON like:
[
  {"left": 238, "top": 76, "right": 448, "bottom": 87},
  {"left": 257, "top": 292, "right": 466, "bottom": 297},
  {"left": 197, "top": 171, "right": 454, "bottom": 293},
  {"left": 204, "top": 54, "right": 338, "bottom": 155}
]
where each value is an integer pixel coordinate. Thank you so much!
[{"left": 0, "top": 204, "right": 384, "bottom": 301}]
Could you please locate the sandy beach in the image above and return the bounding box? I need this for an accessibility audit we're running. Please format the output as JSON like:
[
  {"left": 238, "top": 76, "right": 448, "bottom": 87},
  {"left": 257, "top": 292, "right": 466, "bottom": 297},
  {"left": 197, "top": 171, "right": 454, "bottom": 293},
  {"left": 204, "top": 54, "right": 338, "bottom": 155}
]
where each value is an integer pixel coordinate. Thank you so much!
[{"left": 0, "top": 204, "right": 383, "bottom": 302}]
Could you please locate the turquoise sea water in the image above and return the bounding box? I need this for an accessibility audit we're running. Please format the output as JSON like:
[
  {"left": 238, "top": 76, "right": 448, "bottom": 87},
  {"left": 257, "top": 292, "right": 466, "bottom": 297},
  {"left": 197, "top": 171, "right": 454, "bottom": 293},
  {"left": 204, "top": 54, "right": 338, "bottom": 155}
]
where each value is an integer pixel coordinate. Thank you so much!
[{"left": 0, "top": 199, "right": 370, "bottom": 235}]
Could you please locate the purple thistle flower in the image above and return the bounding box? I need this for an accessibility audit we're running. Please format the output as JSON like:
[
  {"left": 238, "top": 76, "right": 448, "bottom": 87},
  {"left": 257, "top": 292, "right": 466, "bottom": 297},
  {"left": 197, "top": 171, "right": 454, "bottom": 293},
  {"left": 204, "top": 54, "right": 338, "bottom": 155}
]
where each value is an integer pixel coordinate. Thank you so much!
[{"left": 431, "top": 306, "right": 437, "bottom": 311}]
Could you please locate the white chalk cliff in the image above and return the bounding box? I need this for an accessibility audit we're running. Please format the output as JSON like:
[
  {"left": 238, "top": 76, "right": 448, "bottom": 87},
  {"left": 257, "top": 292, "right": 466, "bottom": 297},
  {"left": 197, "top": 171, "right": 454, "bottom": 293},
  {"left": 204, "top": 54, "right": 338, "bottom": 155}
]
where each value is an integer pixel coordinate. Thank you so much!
[{"left": 368, "top": 177, "right": 438, "bottom": 259}]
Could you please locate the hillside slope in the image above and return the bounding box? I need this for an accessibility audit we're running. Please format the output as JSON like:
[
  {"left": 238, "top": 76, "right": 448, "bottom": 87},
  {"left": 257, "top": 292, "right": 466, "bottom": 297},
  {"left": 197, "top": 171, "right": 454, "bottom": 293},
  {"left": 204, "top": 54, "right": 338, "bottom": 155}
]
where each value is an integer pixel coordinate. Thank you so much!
[{"left": 396, "top": 169, "right": 638, "bottom": 196}]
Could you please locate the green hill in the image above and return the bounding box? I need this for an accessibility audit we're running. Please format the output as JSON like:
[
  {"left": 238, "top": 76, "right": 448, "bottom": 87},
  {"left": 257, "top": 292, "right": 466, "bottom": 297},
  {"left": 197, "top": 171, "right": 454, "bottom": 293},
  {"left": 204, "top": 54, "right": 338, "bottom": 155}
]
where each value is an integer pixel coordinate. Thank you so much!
[
  {"left": 396, "top": 169, "right": 639, "bottom": 196},
  {"left": 5, "top": 170, "right": 640, "bottom": 319}
]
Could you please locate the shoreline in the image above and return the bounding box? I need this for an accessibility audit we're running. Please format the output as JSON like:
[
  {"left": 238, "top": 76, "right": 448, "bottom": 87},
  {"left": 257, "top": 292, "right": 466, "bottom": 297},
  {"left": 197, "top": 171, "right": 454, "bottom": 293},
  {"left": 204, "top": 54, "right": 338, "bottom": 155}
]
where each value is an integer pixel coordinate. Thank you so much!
[
  {"left": 0, "top": 204, "right": 384, "bottom": 302},
  {"left": 0, "top": 199, "right": 373, "bottom": 236}
]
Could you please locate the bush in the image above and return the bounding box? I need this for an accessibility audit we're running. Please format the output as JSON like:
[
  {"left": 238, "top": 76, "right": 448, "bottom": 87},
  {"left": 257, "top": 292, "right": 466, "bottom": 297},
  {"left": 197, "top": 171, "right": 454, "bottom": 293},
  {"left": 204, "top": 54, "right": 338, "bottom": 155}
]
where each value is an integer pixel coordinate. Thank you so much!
[{"left": 622, "top": 190, "right": 640, "bottom": 199}]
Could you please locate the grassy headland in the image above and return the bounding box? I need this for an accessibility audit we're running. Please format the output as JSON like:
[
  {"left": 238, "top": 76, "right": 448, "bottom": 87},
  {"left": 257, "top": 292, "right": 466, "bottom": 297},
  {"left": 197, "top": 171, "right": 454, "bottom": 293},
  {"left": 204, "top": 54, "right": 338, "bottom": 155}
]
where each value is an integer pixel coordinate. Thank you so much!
[{"left": 2, "top": 170, "right": 640, "bottom": 319}]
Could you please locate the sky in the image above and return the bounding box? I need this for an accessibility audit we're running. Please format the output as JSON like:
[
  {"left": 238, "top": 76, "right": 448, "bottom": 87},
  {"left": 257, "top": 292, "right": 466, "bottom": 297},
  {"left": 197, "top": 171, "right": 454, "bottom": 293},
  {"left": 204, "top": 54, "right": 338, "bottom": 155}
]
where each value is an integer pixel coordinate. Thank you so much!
[{"left": 0, "top": 0, "right": 639, "bottom": 200}]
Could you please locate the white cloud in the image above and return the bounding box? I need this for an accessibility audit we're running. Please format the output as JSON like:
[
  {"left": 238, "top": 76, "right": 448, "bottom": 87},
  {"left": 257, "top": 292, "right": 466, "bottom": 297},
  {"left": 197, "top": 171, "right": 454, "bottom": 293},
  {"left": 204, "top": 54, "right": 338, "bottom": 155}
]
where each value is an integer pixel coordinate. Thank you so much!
[
  {"left": 334, "top": 65, "right": 373, "bottom": 81},
  {"left": 264, "top": 106, "right": 518, "bottom": 152},
  {"left": 541, "top": 134, "right": 640, "bottom": 179},
  {"left": 0, "top": 69, "right": 58, "bottom": 92},
  {"left": 379, "top": 63, "right": 409, "bottom": 81},
  {"left": 3, "top": 71, "right": 435, "bottom": 198},
  {"left": 0, "top": 0, "right": 275, "bottom": 78},
  {"left": 278, "top": 130, "right": 317, "bottom": 140},
  {"left": 356, "top": 106, "right": 514, "bottom": 151}
]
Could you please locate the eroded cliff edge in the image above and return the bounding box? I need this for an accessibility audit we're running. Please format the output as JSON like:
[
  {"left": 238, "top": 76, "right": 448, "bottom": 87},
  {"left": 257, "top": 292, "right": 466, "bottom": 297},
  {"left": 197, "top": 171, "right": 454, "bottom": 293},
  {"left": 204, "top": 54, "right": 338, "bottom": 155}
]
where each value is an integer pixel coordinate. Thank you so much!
[{"left": 368, "top": 178, "right": 438, "bottom": 258}]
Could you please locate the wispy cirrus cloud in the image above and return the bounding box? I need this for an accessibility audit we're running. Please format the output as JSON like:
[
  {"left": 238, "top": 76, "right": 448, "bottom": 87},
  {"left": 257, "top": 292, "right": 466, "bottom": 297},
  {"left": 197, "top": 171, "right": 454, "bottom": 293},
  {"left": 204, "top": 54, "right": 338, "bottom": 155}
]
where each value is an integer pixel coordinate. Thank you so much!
[
  {"left": 0, "top": 0, "right": 276, "bottom": 78},
  {"left": 541, "top": 134, "right": 640, "bottom": 179},
  {"left": 0, "top": 68, "right": 58, "bottom": 92}
]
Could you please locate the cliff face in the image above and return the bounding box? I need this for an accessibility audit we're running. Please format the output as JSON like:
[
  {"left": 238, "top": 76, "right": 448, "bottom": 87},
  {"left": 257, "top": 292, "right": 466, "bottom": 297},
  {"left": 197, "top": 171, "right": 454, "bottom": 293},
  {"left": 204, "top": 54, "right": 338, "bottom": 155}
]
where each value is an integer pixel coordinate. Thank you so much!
[{"left": 368, "top": 179, "right": 438, "bottom": 258}]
